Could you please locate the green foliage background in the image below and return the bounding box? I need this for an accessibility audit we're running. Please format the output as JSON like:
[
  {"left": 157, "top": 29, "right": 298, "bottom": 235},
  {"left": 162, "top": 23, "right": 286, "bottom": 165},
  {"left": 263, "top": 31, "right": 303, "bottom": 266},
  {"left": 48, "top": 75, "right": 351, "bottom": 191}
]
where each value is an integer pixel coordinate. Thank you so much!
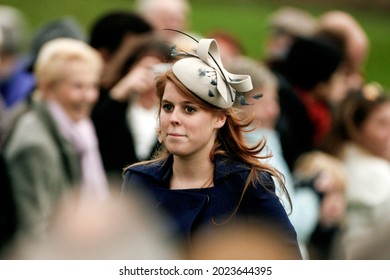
[{"left": 3, "top": 0, "right": 390, "bottom": 88}]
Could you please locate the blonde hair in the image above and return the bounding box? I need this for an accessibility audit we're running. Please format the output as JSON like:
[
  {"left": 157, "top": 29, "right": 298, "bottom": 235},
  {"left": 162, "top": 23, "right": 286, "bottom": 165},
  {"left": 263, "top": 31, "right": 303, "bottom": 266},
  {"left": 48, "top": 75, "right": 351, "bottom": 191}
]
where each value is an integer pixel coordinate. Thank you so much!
[
  {"left": 34, "top": 38, "right": 103, "bottom": 90},
  {"left": 294, "top": 151, "right": 346, "bottom": 193}
]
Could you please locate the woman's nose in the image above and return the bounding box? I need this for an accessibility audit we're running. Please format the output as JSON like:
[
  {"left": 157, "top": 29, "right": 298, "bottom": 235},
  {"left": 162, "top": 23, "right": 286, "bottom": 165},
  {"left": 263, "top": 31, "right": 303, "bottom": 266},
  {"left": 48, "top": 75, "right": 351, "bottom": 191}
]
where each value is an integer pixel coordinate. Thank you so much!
[{"left": 169, "top": 108, "right": 181, "bottom": 124}]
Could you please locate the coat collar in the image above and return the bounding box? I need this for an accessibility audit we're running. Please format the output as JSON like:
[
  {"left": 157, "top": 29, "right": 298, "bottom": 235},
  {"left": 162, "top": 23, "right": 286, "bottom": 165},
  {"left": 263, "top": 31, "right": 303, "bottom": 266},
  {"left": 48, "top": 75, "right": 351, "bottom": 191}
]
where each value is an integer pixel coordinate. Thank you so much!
[
  {"left": 34, "top": 101, "right": 81, "bottom": 183},
  {"left": 130, "top": 153, "right": 250, "bottom": 183}
]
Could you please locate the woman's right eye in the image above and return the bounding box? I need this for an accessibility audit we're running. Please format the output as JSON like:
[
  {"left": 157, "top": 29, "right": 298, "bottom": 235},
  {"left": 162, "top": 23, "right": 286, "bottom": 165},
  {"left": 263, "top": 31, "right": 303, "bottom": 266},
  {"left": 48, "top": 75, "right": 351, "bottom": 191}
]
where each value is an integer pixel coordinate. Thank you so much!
[{"left": 162, "top": 104, "right": 173, "bottom": 112}]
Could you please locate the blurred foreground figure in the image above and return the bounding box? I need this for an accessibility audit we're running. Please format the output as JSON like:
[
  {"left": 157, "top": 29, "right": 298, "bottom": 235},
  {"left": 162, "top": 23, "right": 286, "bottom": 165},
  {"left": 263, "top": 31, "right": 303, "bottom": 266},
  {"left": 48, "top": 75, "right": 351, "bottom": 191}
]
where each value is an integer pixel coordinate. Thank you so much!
[
  {"left": 189, "top": 222, "right": 301, "bottom": 260},
  {"left": 7, "top": 190, "right": 179, "bottom": 259}
]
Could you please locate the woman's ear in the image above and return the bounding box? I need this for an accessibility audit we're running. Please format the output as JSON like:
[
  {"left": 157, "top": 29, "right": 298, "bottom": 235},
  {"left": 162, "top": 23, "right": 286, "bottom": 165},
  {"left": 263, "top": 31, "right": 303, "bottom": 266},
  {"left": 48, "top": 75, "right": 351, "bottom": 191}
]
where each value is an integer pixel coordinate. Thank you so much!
[
  {"left": 38, "top": 81, "right": 55, "bottom": 100},
  {"left": 214, "top": 114, "right": 227, "bottom": 129}
]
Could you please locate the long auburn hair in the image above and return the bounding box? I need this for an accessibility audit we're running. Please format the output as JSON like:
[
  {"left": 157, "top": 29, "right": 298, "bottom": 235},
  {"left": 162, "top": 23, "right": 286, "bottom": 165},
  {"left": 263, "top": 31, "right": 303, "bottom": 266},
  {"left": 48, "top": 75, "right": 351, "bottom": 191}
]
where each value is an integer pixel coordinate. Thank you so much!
[{"left": 126, "top": 69, "right": 292, "bottom": 214}]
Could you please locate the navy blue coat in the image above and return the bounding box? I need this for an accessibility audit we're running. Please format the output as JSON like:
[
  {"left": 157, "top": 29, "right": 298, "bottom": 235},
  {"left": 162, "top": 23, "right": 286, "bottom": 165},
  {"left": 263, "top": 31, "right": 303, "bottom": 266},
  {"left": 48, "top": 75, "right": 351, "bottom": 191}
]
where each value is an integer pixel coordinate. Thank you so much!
[{"left": 122, "top": 154, "right": 302, "bottom": 258}]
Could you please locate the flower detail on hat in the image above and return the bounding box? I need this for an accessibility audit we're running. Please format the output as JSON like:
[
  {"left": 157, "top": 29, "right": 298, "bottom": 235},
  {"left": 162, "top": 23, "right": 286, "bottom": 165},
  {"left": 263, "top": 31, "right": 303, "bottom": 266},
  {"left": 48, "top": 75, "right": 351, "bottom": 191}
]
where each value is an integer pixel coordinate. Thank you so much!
[
  {"left": 169, "top": 31, "right": 253, "bottom": 108},
  {"left": 198, "top": 68, "right": 206, "bottom": 77},
  {"left": 198, "top": 68, "right": 218, "bottom": 97},
  {"left": 235, "top": 92, "right": 263, "bottom": 106}
]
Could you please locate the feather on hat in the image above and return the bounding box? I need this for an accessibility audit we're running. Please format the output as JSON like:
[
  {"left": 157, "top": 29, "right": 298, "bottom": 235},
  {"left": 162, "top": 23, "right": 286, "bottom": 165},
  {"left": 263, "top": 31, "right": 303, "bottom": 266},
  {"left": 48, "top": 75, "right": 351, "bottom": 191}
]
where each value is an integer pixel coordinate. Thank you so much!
[{"left": 172, "top": 38, "right": 253, "bottom": 108}]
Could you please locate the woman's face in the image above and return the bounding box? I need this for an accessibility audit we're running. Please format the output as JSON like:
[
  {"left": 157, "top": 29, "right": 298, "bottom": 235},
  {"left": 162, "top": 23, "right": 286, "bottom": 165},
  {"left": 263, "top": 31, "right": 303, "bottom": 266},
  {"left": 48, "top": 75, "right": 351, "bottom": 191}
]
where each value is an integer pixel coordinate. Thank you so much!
[
  {"left": 159, "top": 81, "right": 226, "bottom": 158},
  {"left": 358, "top": 102, "right": 390, "bottom": 158},
  {"left": 46, "top": 61, "right": 100, "bottom": 122},
  {"left": 247, "top": 84, "right": 280, "bottom": 129}
]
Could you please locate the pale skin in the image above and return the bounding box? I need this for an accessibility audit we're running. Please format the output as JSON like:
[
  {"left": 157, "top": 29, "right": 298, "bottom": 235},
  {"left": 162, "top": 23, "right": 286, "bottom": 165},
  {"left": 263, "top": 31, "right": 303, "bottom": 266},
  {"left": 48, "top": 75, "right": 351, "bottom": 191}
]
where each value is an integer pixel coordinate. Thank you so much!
[
  {"left": 99, "top": 33, "right": 157, "bottom": 90},
  {"left": 109, "top": 55, "right": 161, "bottom": 105},
  {"left": 245, "top": 84, "right": 280, "bottom": 130},
  {"left": 159, "top": 81, "right": 226, "bottom": 190},
  {"left": 141, "top": 0, "right": 189, "bottom": 41},
  {"left": 356, "top": 102, "right": 390, "bottom": 160},
  {"left": 41, "top": 61, "right": 100, "bottom": 122}
]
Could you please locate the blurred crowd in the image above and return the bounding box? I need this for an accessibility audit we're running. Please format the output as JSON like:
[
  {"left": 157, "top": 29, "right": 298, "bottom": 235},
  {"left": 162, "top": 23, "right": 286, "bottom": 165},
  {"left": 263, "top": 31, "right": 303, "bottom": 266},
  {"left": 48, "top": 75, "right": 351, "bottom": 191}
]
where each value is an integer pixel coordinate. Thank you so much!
[{"left": 1, "top": 0, "right": 390, "bottom": 260}]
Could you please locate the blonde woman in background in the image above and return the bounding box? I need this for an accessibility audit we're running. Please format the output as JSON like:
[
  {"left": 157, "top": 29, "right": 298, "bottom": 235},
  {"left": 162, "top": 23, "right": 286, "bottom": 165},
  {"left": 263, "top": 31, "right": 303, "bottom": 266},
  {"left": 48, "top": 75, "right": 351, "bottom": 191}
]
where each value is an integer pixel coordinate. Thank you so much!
[{"left": 3, "top": 38, "right": 109, "bottom": 240}]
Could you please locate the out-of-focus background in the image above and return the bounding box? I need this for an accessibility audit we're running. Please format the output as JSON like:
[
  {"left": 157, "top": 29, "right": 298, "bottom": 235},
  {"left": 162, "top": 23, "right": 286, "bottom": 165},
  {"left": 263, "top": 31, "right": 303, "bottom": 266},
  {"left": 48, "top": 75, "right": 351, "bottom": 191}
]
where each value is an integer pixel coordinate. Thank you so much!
[
  {"left": 3, "top": 0, "right": 390, "bottom": 89},
  {"left": 1, "top": 0, "right": 390, "bottom": 261}
]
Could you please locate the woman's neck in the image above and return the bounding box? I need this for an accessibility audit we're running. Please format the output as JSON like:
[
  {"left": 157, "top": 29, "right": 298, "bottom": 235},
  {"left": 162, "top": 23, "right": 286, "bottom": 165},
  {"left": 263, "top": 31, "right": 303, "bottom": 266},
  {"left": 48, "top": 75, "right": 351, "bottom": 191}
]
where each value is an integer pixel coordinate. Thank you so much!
[{"left": 170, "top": 155, "right": 214, "bottom": 190}]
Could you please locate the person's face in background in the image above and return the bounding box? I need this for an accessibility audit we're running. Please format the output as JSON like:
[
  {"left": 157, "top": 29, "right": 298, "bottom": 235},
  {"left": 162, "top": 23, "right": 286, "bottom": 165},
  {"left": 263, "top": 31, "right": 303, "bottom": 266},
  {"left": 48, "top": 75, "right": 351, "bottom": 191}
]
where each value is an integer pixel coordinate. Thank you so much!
[
  {"left": 245, "top": 83, "right": 280, "bottom": 130},
  {"left": 318, "top": 11, "right": 369, "bottom": 93},
  {"left": 159, "top": 81, "right": 225, "bottom": 158},
  {"left": 358, "top": 101, "right": 390, "bottom": 159},
  {"left": 45, "top": 61, "right": 100, "bottom": 122},
  {"left": 264, "top": 29, "right": 295, "bottom": 61},
  {"left": 144, "top": 0, "right": 189, "bottom": 41},
  {"left": 321, "top": 66, "right": 350, "bottom": 106}
]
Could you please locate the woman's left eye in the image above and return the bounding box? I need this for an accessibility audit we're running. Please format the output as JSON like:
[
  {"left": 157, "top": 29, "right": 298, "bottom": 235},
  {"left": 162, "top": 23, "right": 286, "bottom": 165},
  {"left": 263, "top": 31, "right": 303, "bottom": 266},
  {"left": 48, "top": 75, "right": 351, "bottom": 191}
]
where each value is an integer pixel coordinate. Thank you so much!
[{"left": 184, "top": 106, "right": 196, "bottom": 113}]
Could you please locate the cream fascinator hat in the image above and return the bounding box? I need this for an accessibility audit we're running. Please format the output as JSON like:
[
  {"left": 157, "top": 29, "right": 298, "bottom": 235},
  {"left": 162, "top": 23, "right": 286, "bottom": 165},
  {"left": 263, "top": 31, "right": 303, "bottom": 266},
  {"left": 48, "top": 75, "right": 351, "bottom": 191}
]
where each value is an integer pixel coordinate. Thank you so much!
[{"left": 171, "top": 35, "right": 253, "bottom": 108}]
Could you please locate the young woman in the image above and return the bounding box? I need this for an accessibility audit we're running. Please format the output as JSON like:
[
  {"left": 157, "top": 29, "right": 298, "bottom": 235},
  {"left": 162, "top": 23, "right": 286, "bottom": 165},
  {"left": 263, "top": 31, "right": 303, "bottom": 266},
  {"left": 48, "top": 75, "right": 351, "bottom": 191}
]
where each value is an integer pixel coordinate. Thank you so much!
[
  {"left": 122, "top": 38, "right": 302, "bottom": 259},
  {"left": 321, "top": 83, "right": 390, "bottom": 259}
]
